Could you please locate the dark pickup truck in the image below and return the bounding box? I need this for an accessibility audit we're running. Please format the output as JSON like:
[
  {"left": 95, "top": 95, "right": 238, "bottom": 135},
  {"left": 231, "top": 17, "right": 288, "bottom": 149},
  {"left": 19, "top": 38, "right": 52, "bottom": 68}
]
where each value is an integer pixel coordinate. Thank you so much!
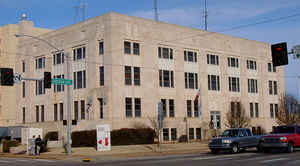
[
  {"left": 261, "top": 125, "right": 300, "bottom": 153},
  {"left": 209, "top": 128, "right": 264, "bottom": 153}
]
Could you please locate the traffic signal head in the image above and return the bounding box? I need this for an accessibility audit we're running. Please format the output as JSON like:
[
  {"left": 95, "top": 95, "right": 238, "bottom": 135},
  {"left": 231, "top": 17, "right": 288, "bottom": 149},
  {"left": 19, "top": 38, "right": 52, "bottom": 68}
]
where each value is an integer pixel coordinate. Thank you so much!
[
  {"left": 271, "top": 42, "right": 288, "bottom": 67},
  {"left": 44, "top": 72, "right": 51, "bottom": 89},
  {"left": 0, "top": 68, "right": 14, "bottom": 86}
]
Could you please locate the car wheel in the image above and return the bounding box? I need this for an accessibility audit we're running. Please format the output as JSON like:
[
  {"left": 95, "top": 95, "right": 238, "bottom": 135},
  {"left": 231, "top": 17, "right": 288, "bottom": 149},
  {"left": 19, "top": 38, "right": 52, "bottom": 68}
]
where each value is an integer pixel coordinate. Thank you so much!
[
  {"left": 231, "top": 144, "right": 239, "bottom": 154},
  {"left": 286, "top": 143, "right": 294, "bottom": 153},
  {"left": 256, "top": 142, "right": 263, "bottom": 152},
  {"left": 210, "top": 149, "right": 219, "bottom": 154}
]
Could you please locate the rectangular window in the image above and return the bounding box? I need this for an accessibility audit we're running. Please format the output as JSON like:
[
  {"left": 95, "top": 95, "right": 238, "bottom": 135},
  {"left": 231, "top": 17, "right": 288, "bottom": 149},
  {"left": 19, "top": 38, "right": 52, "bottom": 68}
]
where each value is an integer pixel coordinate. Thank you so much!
[
  {"left": 74, "top": 101, "right": 79, "bottom": 120},
  {"left": 36, "top": 80, "right": 45, "bottom": 95},
  {"left": 22, "top": 82, "right": 25, "bottom": 98},
  {"left": 81, "top": 100, "right": 85, "bottom": 120},
  {"left": 228, "top": 57, "right": 239, "bottom": 68},
  {"left": 124, "top": 41, "right": 131, "bottom": 54},
  {"left": 159, "top": 70, "right": 174, "bottom": 88},
  {"left": 187, "top": 100, "right": 192, "bottom": 117},
  {"left": 36, "top": 105, "right": 39, "bottom": 122},
  {"left": 133, "top": 43, "right": 140, "bottom": 55},
  {"left": 60, "top": 103, "right": 64, "bottom": 121},
  {"left": 229, "top": 77, "right": 240, "bottom": 92},
  {"left": 208, "top": 75, "right": 220, "bottom": 91},
  {"left": 125, "top": 66, "right": 132, "bottom": 85},
  {"left": 54, "top": 104, "right": 58, "bottom": 121},
  {"left": 196, "top": 128, "right": 201, "bottom": 140},
  {"left": 248, "top": 79, "right": 258, "bottom": 93},
  {"left": 169, "top": 99, "right": 175, "bottom": 117},
  {"left": 268, "top": 63, "right": 272, "bottom": 72},
  {"left": 161, "top": 99, "right": 167, "bottom": 117},
  {"left": 125, "top": 97, "right": 132, "bottom": 117},
  {"left": 194, "top": 100, "right": 199, "bottom": 117},
  {"left": 73, "top": 46, "right": 86, "bottom": 61},
  {"left": 99, "top": 41, "right": 104, "bottom": 55},
  {"left": 41, "top": 105, "right": 45, "bottom": 122},
  {"left": 36, "top": 57, "right": 45, "bottom": 69},
  {"left": 269, "top": 80, "right": 273, "bottom": 95},
  {"left": 185, "top": 73, "right": 198, "bottom": 89},
  {"left": 135, "top": 98, "right": 141, "bottom": 117},
  {"left": 134, "top": 67, "right": 140, "bottom": 86},
  {"left": 270, "top": 104, "right": 274, "bottom": 118},
  {"left": 184, "top": 51, "right": 197, "bottom": 62},
  {"left": 207, "top": 54, "right": 219, "bottom": 65},
  {"left": 171, "top": 128, "right": 177, "bottom": 141},
  {"left": 250, "top": 103, "right": 254, "bottom": 118},
  {"left": 247, "top": 60, "right": 257, "bottom": 70},
  {"left": 274, "top": 81, "right": 278, "bottom": 95},
  {"left": 189, "top": 128, "right": 194, "bottom": 140},
  {"left": 22, "top": 107, "right": 26, "bottom": 124},
  {"left": 53, "top": 52, "right": 64, "bottom": 65},
  {"left": 275, "top": 104, "right": 278, "bottom": 118},
  {"left": 158, "top": 47, "right": 173, "bottom": 60},
  {"left": 22, "top": 60, "right": 25, "bottom": 72},
  {"left": 100, "top": 66, "right": 104, "bottom": 86},
  {"left": 255, "top": 103, "right": 259, "bottom": 118},
  {"left": 163, "top": 128, "right": 169, "bottom": 141},
  {"left": 74, "top": 70, "right": 86, "bottom": 89},
  {"left": 99, "top": 98, "right": 104, "bottom": 119}
]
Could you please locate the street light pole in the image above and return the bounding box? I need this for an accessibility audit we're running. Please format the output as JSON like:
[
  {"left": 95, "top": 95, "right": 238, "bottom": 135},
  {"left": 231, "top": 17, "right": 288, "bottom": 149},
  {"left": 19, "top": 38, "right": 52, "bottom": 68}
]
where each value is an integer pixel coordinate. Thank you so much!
[{"left": 15, "top": 33, "right": 72, "bottom": 155}]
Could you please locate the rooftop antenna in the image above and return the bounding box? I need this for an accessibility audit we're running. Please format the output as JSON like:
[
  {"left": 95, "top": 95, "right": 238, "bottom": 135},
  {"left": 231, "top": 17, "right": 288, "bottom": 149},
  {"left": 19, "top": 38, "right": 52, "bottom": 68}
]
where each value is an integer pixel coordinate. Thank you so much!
[
  {"left": 74, "top": 0, "right": 87, "bottom": 23},
  {"left": 154, "top": 0, "right": 159, "bottom": 21},
  {"left": 204, "top": 0, "right": 208, "bottom": 31}
]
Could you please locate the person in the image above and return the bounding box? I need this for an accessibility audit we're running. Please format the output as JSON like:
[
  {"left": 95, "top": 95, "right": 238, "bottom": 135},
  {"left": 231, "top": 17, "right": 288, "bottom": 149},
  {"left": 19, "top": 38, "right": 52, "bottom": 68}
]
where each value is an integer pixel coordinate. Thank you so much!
[{"left": 35, "top": 135, "right": 42, "bottom": 155}]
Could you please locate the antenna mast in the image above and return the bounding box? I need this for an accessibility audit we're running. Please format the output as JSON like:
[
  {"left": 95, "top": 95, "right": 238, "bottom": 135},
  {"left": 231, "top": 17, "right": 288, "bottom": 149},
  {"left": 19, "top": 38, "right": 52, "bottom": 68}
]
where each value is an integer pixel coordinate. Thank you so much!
[
  {"left": 154, "top": 0, "right": 159, "bottom": 21},
  {"left": 204, "top": 0, "right": 208, "bottom": 31}
]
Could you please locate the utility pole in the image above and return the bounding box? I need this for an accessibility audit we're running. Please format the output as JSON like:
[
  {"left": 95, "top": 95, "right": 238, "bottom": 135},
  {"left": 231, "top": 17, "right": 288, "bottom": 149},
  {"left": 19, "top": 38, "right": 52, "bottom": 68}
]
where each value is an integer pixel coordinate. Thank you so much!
[
  {"left": 204, "top": 0, "right": 208, "bottom": 31},
  {"left": 154, "top": 0, "right": 159, "bottom": 21},
  {"left": 15, "top": 34, "right": 72, "bottom": 155}
]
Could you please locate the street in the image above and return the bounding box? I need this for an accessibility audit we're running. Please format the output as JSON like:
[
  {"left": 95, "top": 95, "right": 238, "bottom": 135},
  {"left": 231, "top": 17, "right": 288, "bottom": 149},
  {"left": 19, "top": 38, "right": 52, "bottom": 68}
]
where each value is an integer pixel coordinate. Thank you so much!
[{"left": 1, "top": 151, "right": 300, "bottom": 166}]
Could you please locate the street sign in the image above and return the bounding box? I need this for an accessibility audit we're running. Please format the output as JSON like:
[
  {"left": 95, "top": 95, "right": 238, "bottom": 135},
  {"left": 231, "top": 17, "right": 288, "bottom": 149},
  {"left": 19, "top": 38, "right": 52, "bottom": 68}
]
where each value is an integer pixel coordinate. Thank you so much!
[
  {"left": 293, "top": 45, "right": 300, "bottom": 59},
  {"left": 13, "top": 73, "right": 22, "bottom": 84},
  {"left": 51, "top": 78, "right": 73, "bottom": 85}
]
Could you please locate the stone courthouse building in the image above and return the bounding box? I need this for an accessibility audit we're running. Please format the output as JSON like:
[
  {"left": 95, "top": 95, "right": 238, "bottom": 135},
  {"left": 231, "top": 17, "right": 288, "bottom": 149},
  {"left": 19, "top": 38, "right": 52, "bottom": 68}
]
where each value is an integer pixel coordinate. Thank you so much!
[{"left": 15, "top": 12, "right": 284, "bottom": 141}]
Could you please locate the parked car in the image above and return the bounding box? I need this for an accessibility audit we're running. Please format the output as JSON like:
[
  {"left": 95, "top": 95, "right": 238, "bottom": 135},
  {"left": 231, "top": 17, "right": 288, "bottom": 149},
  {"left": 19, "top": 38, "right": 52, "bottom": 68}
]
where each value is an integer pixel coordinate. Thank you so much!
[
  {"left": 261, "top": 125, "right": 300, "bottom": 153},
  {"left": 209, "top": 128, "right": 264, "bottom": 154}
]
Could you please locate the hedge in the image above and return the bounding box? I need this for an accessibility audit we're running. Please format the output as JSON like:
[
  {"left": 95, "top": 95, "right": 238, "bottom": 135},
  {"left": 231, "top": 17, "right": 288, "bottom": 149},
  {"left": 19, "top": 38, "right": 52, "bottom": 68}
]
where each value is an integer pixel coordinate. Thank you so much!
[
  {"left": 71, "top": 128, "right": 155, "bottom": 147},
  {"left": 2, "top": 140, "right": 19, "bottom": 153},
  {"left": 44, "top": 131, "right": 58, "bottom": 141}
]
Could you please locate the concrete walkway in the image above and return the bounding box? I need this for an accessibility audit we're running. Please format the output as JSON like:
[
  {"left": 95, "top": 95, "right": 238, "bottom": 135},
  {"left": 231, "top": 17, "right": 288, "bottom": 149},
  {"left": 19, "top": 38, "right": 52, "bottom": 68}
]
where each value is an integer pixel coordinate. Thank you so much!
[{"left": 0, "top": 142, "right": 209, "bottom": 162}]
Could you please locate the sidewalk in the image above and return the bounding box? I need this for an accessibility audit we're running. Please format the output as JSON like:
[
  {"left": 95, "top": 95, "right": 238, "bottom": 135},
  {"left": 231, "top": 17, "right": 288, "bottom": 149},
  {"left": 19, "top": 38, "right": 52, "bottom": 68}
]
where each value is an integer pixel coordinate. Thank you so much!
[{"left": 0, "top": 142, "right": 209, "bottom": 162}]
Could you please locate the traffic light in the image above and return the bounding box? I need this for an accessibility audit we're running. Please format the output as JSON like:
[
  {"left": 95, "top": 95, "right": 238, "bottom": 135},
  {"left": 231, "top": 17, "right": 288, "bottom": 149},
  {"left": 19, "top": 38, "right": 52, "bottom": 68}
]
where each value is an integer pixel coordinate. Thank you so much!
[
  {"left": 271, "top": 42, "right": 288, "bottom": 67},
  {"left": 72, "top": 120, "right": 77, "bottom": 125},
  {"left": 44, "top": 72, "right": 51, "bottom": 89},
  {"left": 0, "top": 68, "right": 14, "bottom": 86},
  {"left": 63, "top": 120, "right": 67, "bottom": 126}
]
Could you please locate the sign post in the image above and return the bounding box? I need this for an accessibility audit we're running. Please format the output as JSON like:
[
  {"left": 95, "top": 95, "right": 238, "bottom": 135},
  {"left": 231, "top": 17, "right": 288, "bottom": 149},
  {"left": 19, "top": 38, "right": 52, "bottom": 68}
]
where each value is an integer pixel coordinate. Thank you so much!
[{"left": 96, "top": 124, "right": 111, "bottom": 151}]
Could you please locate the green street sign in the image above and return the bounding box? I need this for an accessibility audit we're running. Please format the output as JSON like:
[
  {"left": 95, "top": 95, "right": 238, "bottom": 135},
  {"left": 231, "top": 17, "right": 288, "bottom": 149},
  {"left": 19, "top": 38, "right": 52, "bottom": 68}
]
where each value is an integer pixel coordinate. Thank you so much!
[{"left": 51, "top": 78, "right": 73, "bottom": 85}]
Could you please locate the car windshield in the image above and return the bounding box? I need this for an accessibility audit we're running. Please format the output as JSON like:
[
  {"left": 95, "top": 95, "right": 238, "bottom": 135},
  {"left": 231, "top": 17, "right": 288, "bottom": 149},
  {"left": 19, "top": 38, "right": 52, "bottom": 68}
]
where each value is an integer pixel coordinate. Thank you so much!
[
  {"left": 273, "top": 126, "right": 295, "bottom": 134},
  {"left": 221, "top": 129, "right": 239, "bottom": 137}
]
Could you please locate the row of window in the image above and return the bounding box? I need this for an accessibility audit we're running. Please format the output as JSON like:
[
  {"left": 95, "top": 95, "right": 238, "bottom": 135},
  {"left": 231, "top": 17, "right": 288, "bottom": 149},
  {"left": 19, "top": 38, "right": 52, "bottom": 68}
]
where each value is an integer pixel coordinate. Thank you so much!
[
  {"left": 162, "top": 128, "right": 202, "bottom": 141},
  {"left": 23, "top": 98, "right": 105, "bottom": 123},
  {"left": 22, "top": 100, "right": 279, "bottom": 124}
]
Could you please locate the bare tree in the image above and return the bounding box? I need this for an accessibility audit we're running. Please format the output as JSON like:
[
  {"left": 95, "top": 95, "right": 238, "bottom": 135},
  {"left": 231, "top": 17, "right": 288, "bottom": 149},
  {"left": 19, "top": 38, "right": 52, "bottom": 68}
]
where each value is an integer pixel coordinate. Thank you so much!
[
  {"left": 276, "top": 93, "right": 300, "bottom": 125},
  {"left": 224, "top": 101, "right": 250, "bottom": 128}
]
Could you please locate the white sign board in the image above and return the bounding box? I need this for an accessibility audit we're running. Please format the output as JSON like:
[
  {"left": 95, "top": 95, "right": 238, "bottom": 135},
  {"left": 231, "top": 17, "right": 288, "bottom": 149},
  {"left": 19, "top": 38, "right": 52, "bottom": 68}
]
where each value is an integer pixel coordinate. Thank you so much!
[{"left": 96, "top": 124, "right": 111, "bottom": 151}]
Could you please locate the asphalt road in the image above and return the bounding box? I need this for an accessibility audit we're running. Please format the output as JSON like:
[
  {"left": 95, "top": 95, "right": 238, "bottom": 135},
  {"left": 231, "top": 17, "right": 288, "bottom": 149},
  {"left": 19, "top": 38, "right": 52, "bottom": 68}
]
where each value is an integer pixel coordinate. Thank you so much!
[{"left": 1, "top": 151, "right": 300, "bottom": 166}]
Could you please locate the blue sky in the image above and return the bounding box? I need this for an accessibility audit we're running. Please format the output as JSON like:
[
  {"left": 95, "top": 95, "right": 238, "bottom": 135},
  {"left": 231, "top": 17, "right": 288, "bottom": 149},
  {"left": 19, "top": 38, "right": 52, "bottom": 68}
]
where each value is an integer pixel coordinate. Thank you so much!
[{"left": 1, "top": 0, "right": 300, "bottom": 100}]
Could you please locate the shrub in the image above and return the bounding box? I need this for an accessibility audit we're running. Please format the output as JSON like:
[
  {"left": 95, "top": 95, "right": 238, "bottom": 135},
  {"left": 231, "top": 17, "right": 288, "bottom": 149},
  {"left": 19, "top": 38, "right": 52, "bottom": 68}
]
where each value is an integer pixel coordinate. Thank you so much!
[
  {"left": 178, "top": 135, "right": 187, "bottom": 143},
  {"left": 71, "top": 130, "right": 96, "bottom": 147},
  {"left": 2, "top": 140, "right": 19, "bottom": 153},
  {"left": 71, "top": 128, "right": 155, "bottom": 147},
  {"left": 44, "top": 131, "right": 58, "bottom": 141}
]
